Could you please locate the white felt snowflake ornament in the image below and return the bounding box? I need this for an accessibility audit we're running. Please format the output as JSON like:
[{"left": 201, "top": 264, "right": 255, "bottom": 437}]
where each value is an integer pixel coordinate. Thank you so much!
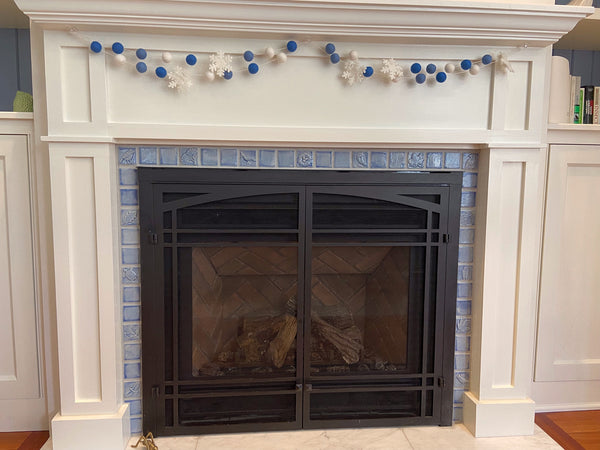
[
  {"left": 380, "top": 58, "right": 403, "bottom": 82},
  {"left": 167, "top": 66, "right": 193, "bottom": 92},
  {"left": 209, "top": 51, "right": 233, "bottom": 77},
  {"left": 342, "top": 60, "right": 366, "bottom": 86}
]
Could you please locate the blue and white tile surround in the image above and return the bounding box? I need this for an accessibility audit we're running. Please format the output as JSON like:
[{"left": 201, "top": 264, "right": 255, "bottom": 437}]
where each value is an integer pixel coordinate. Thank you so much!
[{"left": 118, "top": 146, "right": 478, "bottom": 434}]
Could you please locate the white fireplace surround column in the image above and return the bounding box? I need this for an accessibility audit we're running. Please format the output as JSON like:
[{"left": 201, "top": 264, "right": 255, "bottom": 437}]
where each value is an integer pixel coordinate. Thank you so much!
[{"left": 13, "top": 0, "right": 592, "bottom": 448}]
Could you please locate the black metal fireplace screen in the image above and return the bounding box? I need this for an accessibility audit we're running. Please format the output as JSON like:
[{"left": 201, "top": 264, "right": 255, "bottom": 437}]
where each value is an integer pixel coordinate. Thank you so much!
[{"left": 139, "top": 169, "right": 461, "bottom": 436}]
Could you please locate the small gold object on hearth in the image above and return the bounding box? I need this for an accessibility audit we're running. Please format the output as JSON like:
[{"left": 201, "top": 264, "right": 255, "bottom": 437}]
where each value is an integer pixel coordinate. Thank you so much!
[{"left": 131, "top": 432, "right": 158, "bottom": 450}]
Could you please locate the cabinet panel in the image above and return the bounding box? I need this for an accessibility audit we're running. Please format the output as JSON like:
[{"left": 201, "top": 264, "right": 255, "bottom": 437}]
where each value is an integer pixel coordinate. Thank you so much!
[{"left": 535, "top": 145, "right": 600, "bottom": 382}]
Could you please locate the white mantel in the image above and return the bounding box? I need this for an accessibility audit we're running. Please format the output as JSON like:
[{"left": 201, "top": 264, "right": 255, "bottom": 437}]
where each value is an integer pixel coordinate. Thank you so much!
[{"left": 14, "top": 0, "right": 592, "bottom": 448}]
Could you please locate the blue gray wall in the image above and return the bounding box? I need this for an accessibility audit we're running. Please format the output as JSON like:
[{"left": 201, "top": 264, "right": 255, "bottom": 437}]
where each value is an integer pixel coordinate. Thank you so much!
[
  {"left": 0, "top": 29, "right": 32, "bottom": 111},
  {"left": 553, "top": 49, "right": 600, "bottom": 87}
]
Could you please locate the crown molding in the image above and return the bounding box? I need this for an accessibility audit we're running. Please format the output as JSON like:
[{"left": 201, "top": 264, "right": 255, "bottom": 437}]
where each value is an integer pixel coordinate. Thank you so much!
[{"left": 13, "top": 0, "right": 594, "bottom": 47}]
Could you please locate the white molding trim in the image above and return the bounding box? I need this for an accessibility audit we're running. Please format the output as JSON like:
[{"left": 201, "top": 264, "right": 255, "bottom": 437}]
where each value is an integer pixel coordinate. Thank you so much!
[
  {"left": 535, "top": 403, "right": 600, "bottom": 413},
  {"left": 14, "top": 0, "right": 592, "bottom": 47}
]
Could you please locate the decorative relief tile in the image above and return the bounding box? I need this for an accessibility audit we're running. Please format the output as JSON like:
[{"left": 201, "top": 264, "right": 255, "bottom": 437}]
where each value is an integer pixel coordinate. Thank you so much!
[
  {"left": 461, "top": 192, "right": 476, "bottom": 207},
  {"left": 123, "top": 286, "right": 140, "bottom": 303},
  {"left": 389, "top": 152, "right": 406, "bottom": 169},
  {"left": 453, "top": 407, "right": 463, "bottom": 422},
  {"left": 122, "top": 248, "right": 140, "bottom": 265},
  {"left": 459, "top": 229, "right": 475, "bottom": 244},
  {"left": 459, "top": 210, "right": 475, "bottom": 227},
  {"left": 456, "top": 318, "right": 472, "bottom": 334},
  {"left": 159, "top": 147, "right": 178, "bottom": 165},
  {"left": 139, "top": 147, "right": 157, "bottom": 165},
  {"left": 120, "top": 168, "right": 138, "bottom": 186},
  {"left": 220, "top": 149, "right": 238, "bottom": 166},
  {"left": 121, "top": 229, "right": 140, "bottom": 246},
  {"left": 201, "top": 148, "right": 218, "bottom": 166},
  {"left": 315, "top": 151, "right": 332, "bottom": 168},
  {"left": 120, "top": 189, "right": 138, "bottom": 206},
  {"left": 453, "top": 389, "right": 466, "bottom": 403},
  {"left": 458, "top": 246, "right": 473, "bottom": 263},
  {"left": 119, "top": 147, "right": 137, "bottom": 165},
  {"left": 277, "top": 150, "right": 294, "bottom": 167},
  {"left": 370, "top": 152, "right": 387, "bottom": 169},
  {"left": 124, "top": 362, "right": 141, "bottom": 379},
  {"left": 444, "top": 152, "right": 461, "bottom": 169},
  {"left": 333, "top": 151, "right": 350, "bottom": 168},
  {"left": 240, "top": 150, "right": 257, "bottom": 167},
  {"left": 124, "top": 381, "right": 141, "bottom": 399},
  {"left": 123, "top": 324, "right": 141, "bottom": 342},
  {"left": 407, "top": 152, "right": 425, "bottom": 169},
  {"left": 456, "top": 283, "right": 472, "bottom": 299},
  {"left": 426, "top": 152, "right": 443, "bottom": 169},
  {"left": 297, "top": 151, "right": 314, "bottom": 168},
  {"left": 457, "top": 265, "right": 473, "bottom": 281},
  {"left": 462, "top": 173, "right": 477, "bottom": 188},
  {"left": 259, "top": 150, "right": 276, "bottom": 167},
  {"left": 123, "top": 305, "right": 140, "bottom": 322},
  {"left": 455, "top": 355, "right": 470, "bottom": 372},
  {"left": 454, "top": 372, "right": 470, "bottom": 389},
  {"left": 124, "top": 343, "right": 141, "bottom": 360},
  {"left": 463, "top": 152, "right": 479, "bottom": 169},
  {"left": 122, "top": 267, "right": 140, "bottom": 284},
  {"left": 121, "top": 209, "right": 139, "bottom": 226},
  {"left": 352, "top": 151, "right": 368, "bottom": 168},
  {"left": 180, "top": 147, "right": 199, "bottom": 166}
]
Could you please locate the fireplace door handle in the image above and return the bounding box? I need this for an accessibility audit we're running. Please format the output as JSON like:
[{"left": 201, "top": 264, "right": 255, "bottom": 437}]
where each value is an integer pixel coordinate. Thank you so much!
[{"left": 296, "top": 384, "right": 303, "bottom": 391}]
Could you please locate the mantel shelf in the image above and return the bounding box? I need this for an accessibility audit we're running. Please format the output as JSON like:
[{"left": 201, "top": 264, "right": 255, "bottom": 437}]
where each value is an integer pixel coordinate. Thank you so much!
[{"left": 13, "top": 0, "right": 594, "bottom": 47}]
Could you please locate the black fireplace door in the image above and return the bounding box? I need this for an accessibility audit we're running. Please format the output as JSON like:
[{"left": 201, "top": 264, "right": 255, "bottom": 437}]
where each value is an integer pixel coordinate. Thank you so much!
[{"left": 139, "top": 169, "right": 460, "bottom": 436}]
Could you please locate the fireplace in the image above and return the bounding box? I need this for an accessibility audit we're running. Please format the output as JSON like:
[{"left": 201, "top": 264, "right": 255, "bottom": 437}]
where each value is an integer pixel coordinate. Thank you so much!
[{"left": 138, "top": 169, "right": 461, "bottom": 435}]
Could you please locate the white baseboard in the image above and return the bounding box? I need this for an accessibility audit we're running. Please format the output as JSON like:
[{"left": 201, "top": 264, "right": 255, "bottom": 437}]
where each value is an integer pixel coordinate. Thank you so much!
[
  {"left": 463, "top": 392, "right": 536, "bottom": 437},
  {"left": 535, "top": 402, "right": 600, "bottom": 413}
]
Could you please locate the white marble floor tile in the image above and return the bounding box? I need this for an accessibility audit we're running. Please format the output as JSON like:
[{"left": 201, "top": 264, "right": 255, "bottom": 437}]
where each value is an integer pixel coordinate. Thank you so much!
[
  {"left": 127, "top": 424, "right": 560, "bottom": 450},
  {"left": 402, "top": 424, "right": 561, "bottom": 450}
]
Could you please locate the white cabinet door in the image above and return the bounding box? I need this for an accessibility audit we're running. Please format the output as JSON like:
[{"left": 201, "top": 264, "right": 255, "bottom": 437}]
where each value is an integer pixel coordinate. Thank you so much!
[
  {"left": 0, "top": 135, "right": 47, "bottom": 430},
  {"left": 535, "top": 145, "right": 600, "bottom": 382}
]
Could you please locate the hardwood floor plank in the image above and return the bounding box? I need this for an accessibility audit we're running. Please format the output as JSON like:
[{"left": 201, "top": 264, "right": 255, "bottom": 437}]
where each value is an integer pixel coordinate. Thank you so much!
[
  {"left": 18, "top": 431, "right": 49, "bottom": 450},
  {"left": 0, "top": 432, "right": 29, "bottom": 450},
  {"left": 536, "top": 410, "right": 600, "bottom": 450}
]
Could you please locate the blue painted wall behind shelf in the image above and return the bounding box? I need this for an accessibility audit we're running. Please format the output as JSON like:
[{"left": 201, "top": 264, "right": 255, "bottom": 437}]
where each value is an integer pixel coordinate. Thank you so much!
[{"left": 0, "top": 28, "right": 32, "bottom": 111}]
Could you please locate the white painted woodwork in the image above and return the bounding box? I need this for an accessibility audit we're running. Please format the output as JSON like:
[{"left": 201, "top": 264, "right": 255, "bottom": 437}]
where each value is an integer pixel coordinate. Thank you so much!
[
  {"left": 49, "top": 142, "right": 123, "bottom": 416},
  {"left": 535, "top": 145, "right": 600, "bottom": 382},
  {"left": 464, "top": 146, "right": 546, "bottom": 437},
  {"left": 11, "top": 0, "right": 595, "bottom": 446},
  {"left": 0, "top": 117, "right": 48, "bottom": 431}
]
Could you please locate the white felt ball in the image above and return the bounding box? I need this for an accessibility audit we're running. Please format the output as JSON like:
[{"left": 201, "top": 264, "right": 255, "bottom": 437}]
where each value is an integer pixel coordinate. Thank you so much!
[
  {"left": 445, "top": 63, "right": 455, "bottom": 74},
  {"left": 469, "top": 64, "right": 480, "bottom": 75},
  {"left": 115, "top": 54, "right": 126, "bottom": 64},
  {"left": 265, "top": 47, "right": 275, "bottom": 59},
  {"left": 276, "top": 52, "right": 287, "bottom": 63},
  {"left": 349, "top": 50, "right": 358, "bottom": 61},
  {"left": 162, "top": 52, "right": 172, "bottom": 63},
  {"left": 206, "top": 71, "right": 215, "bottom": 81}
]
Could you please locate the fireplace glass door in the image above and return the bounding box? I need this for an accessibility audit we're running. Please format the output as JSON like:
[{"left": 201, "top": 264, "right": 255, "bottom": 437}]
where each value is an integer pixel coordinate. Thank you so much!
[{"left": 139, "top": 169, "right": 460, "bottom": 436}]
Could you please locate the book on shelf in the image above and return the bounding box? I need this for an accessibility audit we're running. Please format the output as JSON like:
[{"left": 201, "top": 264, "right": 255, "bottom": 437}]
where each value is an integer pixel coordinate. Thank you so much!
[
  {"left": 582, "top": 85, "right": 595, "bottom": 124},
  {"left": 570, "top": 76, "right": 581, "bottom": 124},
  {"left": 595, "top": 86, "right": 600, "bottom": 125}
]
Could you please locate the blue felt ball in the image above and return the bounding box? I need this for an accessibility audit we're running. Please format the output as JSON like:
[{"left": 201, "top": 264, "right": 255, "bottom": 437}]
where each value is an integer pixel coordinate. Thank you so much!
[
  {"left": 286, "top": 40, "right": 298, "bottom": 52},
  {"left": 155, "top": 66, "right": 167, "bottom": 78},
  {"left": 223, "top": 70, "right": 233, "bottom": 80},
  {"left": 325, "top": 43, "right": 336, "bottom": 55},
  {"left": 136, "top": 62, "right": 147, "bottom": 73},
  {"left": 426, "top": 63, "right": 436, "bottom": 74},
  {"left": 243, "top": 51, "right": 254, "bottom": 62},
  {"left": 411, "top": 63, "right": 422, "bottom": 74},
  {"left": 364, "top": 66, "right": 374, "bottom": 77},
  {"left": 248, "top": 63, "right": 259, "bottom": 74},
  {"left": 482, "top": 54, "right": 493, "bottom": 65},
  {"left": 90, "top": 41, "right": 102, "bottom": 53},
  {"left": 112, "top": 42, "right": 124, "bottom": 54},
  {"left": 330, "top": 53, "right": 340, "bottom": 64},
  {"left": 136, "top": 48, "right": 147, "bottom": 60},
  {"left": 186, "top": 54, "right": 197, "bottom": 66},
  {"left": 461, "top": 59, "right": 472, "bottom": 71},
  {"left": 436, "top": 72, "right": 447, "bottom": 83},
  {"left": 416, "top": 73, "right": 426, "bottom": 84}
]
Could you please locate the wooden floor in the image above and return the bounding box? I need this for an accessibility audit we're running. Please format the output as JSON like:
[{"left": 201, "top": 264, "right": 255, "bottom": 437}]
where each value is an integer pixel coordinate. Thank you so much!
[
  {"left": 0, "top": 432, "right": 49, "bottom": 450},
  {"left": 536, "top": 410, "right": 600, "bottom": 450}
]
